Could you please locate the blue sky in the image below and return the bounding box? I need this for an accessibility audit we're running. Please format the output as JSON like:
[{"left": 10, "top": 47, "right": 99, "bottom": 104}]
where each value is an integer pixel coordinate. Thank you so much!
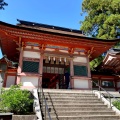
[
  {"left": 0, "top": 0, "right": 84, "bottom": 58},
  {"left": 0, "top": 0, "right": 84, "bottom": 30}
]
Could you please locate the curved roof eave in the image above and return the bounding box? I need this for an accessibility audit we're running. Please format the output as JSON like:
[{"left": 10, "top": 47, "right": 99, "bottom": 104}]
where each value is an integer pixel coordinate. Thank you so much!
[{"left": 0, "top": 21, "right": 119, "bottom": 43}]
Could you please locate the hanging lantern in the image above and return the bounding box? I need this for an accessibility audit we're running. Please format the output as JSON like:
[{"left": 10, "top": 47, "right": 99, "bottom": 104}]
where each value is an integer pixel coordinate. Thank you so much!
[
  {"left": 45, "top": 56, "right": 49, "bottom": 63},
  {"left": 48, "top": 56, "right": 51, "bottom": 61},
  {"left": 64, "top": 58, "right": 66, "bottom": 62},
  {"left": 60, "top": 58, "right": 64, "bottom": 65},
  {"left": 65, "top": 58, "right": 69, "bottom": 65},
  {"left": 59, "top": 57, "right": 61, "bottom": 62},
  {"left": 53, "top": 57, "right": 56, "bottom": 61},
  {"left": 51, "top": 57, "right": 54, "bottom": 64},
  {"left": 56, "top": 58, "right": 59, "bottom": 64}
]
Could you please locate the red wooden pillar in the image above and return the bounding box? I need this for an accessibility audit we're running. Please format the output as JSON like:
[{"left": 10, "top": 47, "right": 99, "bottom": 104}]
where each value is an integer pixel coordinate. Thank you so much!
[
  {"left": 3, "top": 72, "right": 7, "bottom": 87},
  {"left": 87, "top": 56, "right": 92, "bottom": 89},
  {"left": 114, "top": 77, "right": 117, "bottom": 91},
  {"left": 99, "top": 76, "right": 101, "bottom": 88},
  {"left": 16, "top": 47, "right": 23, "bottom": 85},
  {"left": 70, "top": 57, "right": 74, "bottom": 89},
  {"left": 38, "top": 53, "right": 44, "bottom": 88}
]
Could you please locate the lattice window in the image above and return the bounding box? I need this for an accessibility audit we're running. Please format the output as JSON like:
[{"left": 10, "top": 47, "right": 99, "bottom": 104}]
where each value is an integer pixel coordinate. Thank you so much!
[
  {"left": 22, "top": 61, "right": 39, "bottom": 73},
  {"left": 74, "top": 65, "right": 88, "bottom": 76}
]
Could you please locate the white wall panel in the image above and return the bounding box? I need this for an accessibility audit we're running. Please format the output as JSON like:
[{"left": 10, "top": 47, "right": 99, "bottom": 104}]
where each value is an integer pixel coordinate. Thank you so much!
[
  {"left": 34, "top": 47, "right": 39, "bottom": 50},
  {"left": 117, "top": 82, "right": 120, "bottom": 88},
  {"left": 25, "top": 46, "right": 31, "bottom": 49},
  {"left": 73, "top": 57, "right": 87, "bottom": 63},
  {"left": 21, "top": 76, "right": 38, "bottom": 87},
  {"left": 74, "top": 79, "right": 88, "bottom": 88},
  {"left": 23, "top": 51, "right": 40, "bottom": 58},
  {"left": 6, "top": 76, "right": 15, "bottom": 87}
]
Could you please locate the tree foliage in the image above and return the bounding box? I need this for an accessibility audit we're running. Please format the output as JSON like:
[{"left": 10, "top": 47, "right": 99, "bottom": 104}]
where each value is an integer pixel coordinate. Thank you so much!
[
  {"left": 112, "top": 100, "right": 120, "bottom": 110},
  {"left": 0, "top": 0, "right": 8, "bottom": 10},
  {"left": 0, "top": 85, "right": 33, "bottom": 114},
  {"left": 80, "top": 0, "right": 120, "bottom": 39},
  {"left": 90, "top": 56, "right": 104, "bottom": 71},
  {"left": 80, "top": 0, "right": 120, "bottom": 70}
]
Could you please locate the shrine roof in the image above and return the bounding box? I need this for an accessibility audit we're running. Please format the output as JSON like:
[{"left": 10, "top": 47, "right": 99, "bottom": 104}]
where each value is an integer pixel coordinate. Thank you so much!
[
  {"left": 98, "top": 49, "right": 120, "bottom": 75},
  {"left": 0, "top": 20, "right": 120, "bottom": 62},
  {"left": 17, "top": 19, "right": 83, "bottom": 35},
  {"left": 0, "top": 20, "right": 119, "bottom": 42}
]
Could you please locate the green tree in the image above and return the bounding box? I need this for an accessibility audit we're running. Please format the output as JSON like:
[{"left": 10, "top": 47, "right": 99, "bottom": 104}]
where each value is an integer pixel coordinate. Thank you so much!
[
  {"left": 0, "top": 0, "right": 8, "bottom": 10},
  {"left": 80, "top": 0, "right": 120, "bottom": 70},
  {"left": 90, "top": 56, "right": 104, "bottom": 71},
  {"left": 80, "top": 0, "right": 120, "bottom": 39}
]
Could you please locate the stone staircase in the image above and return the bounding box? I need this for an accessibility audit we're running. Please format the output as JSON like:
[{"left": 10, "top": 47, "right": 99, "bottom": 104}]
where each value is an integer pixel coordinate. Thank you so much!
[{"left": 40, "top": 89, "right": 120, "bottom": 120}]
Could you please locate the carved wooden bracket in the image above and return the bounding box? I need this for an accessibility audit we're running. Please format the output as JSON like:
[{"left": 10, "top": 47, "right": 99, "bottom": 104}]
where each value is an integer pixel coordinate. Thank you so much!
[
  {"left": 88, "top": 47, "right": 94, "bottom": 58},
  {"left": 68, "top": 48, "right": 74, "bottom": 54}
]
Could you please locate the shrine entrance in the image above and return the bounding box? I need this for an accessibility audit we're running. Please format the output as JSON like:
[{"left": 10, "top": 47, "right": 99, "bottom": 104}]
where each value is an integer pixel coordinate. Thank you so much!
[{"left": 42, "top": 56, "right": 70, "bottom": 89}]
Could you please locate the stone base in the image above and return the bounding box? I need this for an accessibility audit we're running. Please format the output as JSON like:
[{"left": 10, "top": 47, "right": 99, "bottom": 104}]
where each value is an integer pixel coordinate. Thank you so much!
[{"left": 12, "top": 115, "right": 37, "bottom": 120}]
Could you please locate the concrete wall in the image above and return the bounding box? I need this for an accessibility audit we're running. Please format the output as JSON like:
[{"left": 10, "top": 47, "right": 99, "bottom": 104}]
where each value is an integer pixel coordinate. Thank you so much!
[
  {"left": 12, "top": 115, "right": 37, "bottom": 120},
  {"left": 21, "top": 76, "right": 38, "bottom": 88}
]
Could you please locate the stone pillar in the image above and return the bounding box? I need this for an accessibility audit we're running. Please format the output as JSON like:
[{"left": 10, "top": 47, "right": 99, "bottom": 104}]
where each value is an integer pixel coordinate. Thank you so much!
[
  {"left": 70, "top": 57, "right": 74, "bottom": 89},
  {"left": 16, "top": 47, "right": 23, "bottom": 85}
]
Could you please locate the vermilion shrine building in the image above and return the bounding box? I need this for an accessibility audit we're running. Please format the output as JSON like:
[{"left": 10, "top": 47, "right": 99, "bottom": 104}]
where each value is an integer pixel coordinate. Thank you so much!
[
  {"left": 92, "top": 49, "right": 120, "bottom": 91},
  {"left": 0, "top": 20, "right": 119, "bottom": 90}
]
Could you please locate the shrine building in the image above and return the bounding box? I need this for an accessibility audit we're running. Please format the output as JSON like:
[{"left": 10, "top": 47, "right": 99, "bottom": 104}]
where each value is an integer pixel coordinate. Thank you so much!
[
  {"left": 92, "top": 49, "right": 120, "bottom": 91},
  {"left": 0, "top": 20, "right": 119, "bottom": 90}
]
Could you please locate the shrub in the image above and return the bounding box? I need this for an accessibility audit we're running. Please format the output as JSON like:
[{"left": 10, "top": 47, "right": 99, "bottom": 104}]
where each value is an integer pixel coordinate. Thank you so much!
[
  {"left": 0, "top": 85, "right": 33, "bottom": 114},
  {"left": 112, "top": 101, "right": 120, "bottom": 110}
]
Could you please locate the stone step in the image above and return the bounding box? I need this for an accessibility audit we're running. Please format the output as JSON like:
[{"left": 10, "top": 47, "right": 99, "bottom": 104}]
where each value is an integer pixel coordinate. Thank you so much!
[
  {"left": 44, "top": 92, "right": 94, "bottom": 95},
  {"left": 44, "top": 96, "right": 96, "bottom": 98},
  {"left": 44, "top": 97, "right": 99, "bottom": 100},
  {"left": 43, "top": 101, "right": 104, "bottom": 105},
  {"left": 45, "top": 115, "right": 120, "bottom": 120},
  {"left": 49, "top": 111, "right": 116, "bottom": 116},
  {"left": 42, "top": 107, "right": 112, "bottom": 112},
  {"left": 40, "top": 90, "right": 120, "bottom": 120},
  {"left": 42, "top": 104, "right": 107, "bottom": 107},
  {"left": 44, "top": 99, "right": 101, "bottom": 102},
  {"left": 45, "top": 95, "right": 98, "bottom": 99},
  {"left": 42, "top": 89, "right": 93, "bottom": 93},
  {"left": 44, "top": 94, "right": 95, "bottom": 97}
]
